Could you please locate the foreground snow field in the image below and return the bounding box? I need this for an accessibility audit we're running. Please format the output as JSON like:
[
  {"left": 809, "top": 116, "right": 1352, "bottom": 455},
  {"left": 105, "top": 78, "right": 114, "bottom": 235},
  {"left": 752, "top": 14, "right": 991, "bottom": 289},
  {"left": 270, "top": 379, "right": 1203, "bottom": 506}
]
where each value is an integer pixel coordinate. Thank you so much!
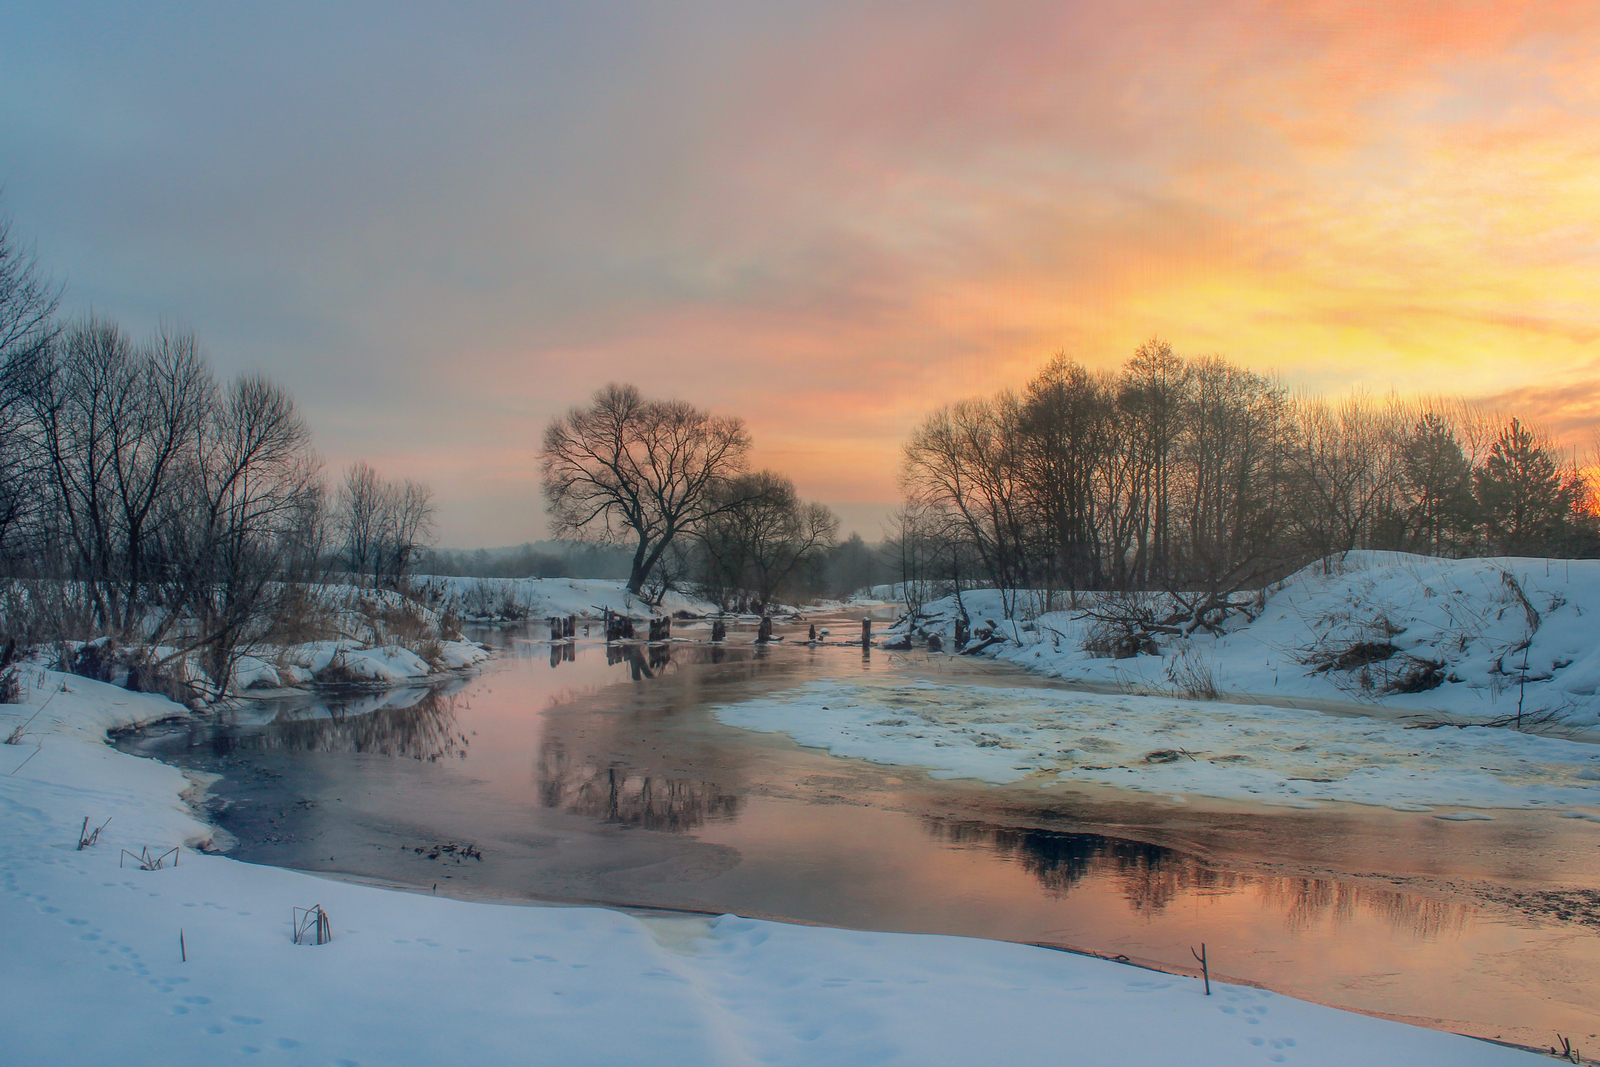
[{"left": 0, "top": 671, "right": 1544, "bottom": 1065}]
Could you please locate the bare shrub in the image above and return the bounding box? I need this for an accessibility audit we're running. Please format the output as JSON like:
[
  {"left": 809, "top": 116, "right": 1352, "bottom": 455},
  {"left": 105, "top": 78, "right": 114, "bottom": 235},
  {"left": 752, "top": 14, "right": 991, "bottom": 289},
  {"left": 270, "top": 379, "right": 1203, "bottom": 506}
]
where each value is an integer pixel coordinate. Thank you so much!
[
  {"left": 64, "top": 639, "right": 199, "bottom": 705},
  {"left": 1165, "top": 646, "right": 1220, "bottom": 700},
  {"left": 1388, "top": 657, "right": 1446, "bottom": 694},
  {"left": 416, "top": 638, "right": 444, "bottom": 669},
  {"left": 272, "top": 584, "right": 341, "bottom": 647}
]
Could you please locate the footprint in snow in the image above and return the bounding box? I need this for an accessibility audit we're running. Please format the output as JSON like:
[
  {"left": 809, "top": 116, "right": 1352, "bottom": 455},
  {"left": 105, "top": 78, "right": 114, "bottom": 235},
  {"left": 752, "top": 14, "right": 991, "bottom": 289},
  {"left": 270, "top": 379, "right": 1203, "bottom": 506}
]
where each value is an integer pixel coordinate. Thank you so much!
[{"left": 230, "top": 1015, "right": 263, "bottom": 1025}]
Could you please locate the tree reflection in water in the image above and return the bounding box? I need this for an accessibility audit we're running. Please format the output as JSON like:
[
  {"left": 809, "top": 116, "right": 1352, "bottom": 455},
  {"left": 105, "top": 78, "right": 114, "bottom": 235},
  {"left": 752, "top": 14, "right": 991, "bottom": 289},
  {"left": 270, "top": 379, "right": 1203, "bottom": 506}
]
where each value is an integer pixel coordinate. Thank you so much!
[
  {"left": 1258, "top": 877, "right": 1468, "bottom": 941},
  {"left": 925, "top": 818, "right": 1217, "bottom": 907},
  {"left": 218, "top": 685, "right": 470, "bottom": 762},
  {"left": 593, "top": 642, "right": 674, "bottom": 679},
  {"left": 537, "top": 740, "right": 743, "bottom": 832},
  {"left": 924, "top": 818, "right": 1469, "bottom": 939}
]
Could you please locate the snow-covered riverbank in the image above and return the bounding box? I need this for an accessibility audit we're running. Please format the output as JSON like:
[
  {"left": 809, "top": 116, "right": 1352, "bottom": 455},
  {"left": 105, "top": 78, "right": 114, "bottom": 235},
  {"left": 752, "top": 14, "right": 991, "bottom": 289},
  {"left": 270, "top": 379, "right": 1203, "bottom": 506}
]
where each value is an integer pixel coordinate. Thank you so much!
[
  {"left": 701, "top": 553, "right": 1600, "bottom": 812},
  {"left": 0, "top": 670, "right": 1542, "bottom": 1065},
  {"left": 900, "top": 553, "right": 1600, "bottom": 728}
]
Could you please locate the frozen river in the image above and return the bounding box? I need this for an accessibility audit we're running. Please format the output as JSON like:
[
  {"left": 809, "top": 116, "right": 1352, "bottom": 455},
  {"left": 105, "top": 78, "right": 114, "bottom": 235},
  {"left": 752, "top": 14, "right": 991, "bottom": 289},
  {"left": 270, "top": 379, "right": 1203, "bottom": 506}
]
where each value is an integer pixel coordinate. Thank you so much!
[{"left": 115, "top": 611, "right": 1600, "bottom": 1051}]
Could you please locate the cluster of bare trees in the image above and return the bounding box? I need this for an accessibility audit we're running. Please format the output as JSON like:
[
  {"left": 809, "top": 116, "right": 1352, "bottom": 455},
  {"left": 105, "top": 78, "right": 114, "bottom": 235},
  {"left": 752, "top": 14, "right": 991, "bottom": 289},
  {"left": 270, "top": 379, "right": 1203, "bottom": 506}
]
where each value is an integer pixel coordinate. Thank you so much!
[
  {"left": 898, "top": 339, "right": 1597, "bottom": 608},
  {"left": 334, "top": 461, "right": 436, "bottom": 589},
  {"left": 541, "top": 383, "right": 841, "bottom": 608},
  {"left": 0, "top": 211, "right": 437, "bottom": 691},
  {"left": 0, "top": 316, "right": 325, "bottom": 682}
]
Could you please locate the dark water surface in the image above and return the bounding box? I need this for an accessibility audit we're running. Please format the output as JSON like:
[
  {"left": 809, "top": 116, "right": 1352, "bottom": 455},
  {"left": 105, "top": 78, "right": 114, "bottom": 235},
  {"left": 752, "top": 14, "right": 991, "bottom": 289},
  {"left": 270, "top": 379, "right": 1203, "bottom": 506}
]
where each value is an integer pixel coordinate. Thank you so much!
[{"left": 115, "top": 613, "right": 1600, "bottom": 1049}]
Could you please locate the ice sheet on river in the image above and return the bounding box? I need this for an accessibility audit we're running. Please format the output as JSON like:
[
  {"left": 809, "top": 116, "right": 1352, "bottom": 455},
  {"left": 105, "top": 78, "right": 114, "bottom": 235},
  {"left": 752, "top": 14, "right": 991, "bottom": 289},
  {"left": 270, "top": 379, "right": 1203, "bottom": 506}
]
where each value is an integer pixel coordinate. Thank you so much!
[{"left": 713, "top": 679, "right": 1600, "bottom": 811}]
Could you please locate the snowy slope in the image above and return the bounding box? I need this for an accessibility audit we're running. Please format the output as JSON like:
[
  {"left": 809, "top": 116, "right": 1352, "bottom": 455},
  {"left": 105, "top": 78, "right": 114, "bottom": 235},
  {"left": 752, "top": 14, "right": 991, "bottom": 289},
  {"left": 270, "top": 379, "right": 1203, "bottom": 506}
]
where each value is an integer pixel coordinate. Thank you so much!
[
  {"left": 0, "top": 672, "right": 1540, "bottom": 1066},
  {"left": 899, "top": 553, "right": 1600, "bottom": 728}
]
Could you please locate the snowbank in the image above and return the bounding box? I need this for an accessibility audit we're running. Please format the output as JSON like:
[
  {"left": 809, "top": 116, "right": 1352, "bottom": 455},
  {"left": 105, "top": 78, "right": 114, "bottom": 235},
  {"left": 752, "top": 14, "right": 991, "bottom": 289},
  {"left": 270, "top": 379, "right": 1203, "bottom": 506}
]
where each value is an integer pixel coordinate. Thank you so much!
[
  {"left": 0, "top": 671, "right": 1538, "bottom": 1065},
  {"left": 898, "top": 553, "right": 1600, "bottom": 729}
]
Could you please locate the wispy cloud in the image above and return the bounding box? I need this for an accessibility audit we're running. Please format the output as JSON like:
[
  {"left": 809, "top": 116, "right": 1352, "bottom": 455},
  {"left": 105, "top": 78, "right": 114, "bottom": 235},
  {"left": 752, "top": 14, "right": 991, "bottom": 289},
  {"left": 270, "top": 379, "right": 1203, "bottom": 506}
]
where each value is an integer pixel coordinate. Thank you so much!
[{"left": 3, "top": 1, "right": 1596, "bottom": 542}]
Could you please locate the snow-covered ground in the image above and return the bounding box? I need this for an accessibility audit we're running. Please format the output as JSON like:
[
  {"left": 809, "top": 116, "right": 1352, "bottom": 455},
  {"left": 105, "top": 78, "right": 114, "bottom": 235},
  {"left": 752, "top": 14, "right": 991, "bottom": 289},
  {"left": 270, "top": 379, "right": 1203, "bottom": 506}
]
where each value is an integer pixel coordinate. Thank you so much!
[
  {"left": 0, "top": 670, "right": 1541, "bottom": 1065},
  {"left": 410, "top": 575, "right": 717, "bottom": 623},
  {"left": 907, "top": 553, "right": 1600, "bottom": 727}
]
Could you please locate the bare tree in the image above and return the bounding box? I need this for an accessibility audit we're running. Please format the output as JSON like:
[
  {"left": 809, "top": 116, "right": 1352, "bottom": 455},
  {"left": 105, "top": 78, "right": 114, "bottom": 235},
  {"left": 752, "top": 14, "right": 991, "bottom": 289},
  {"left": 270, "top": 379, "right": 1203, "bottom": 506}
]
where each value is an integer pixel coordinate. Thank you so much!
[
  {"left": 17, "top": 319, "right": 212, "bottom": 631},
  {"left": 335, "top": 462, "right": 436, "bottom": 588},
  {"left": 377, "top": 478, "right": 436, "bottom": 588},
  {"left": 541, "top": 383, "right": 752, "bottom": 597},
  {"left": 336, "top": 462, "right": 386, "bottom": 578},
  {"left": 695, "top": 471, "right": 838, "bottom": 611},
  {"left": 164, "top": 374, "right": 325, "bottom": 690},
  {"left": 902, "top": 392, "right": 1033, "bottom": 613},
  {"left": 0, "top": 208, "right": 60, "bottom": 566},
  {"left": 0, "top": 209, "right": 59, "bottom": 361}
]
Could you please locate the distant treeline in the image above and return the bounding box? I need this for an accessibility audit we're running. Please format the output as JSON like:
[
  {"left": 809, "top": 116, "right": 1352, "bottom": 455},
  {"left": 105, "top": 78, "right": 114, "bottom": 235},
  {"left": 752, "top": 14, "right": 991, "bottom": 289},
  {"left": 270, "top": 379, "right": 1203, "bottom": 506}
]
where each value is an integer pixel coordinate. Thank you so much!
[
  {"left": 417, "top": 542, "right": 632, "bottom": 580},
  {"left": 895, "top": 339, "right": 1597, "bottom": 603},
  {"left": 418, "top": 536, "right": 897, "bottom": 605}
]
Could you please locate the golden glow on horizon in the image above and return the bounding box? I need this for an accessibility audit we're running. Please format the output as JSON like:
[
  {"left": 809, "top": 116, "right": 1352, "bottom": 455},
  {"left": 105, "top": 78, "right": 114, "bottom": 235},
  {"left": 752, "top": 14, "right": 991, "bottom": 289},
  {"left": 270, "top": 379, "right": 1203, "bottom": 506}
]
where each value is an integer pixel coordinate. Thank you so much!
[{"left": 10, "top": 1, "right": 1598, "bottom": 542}]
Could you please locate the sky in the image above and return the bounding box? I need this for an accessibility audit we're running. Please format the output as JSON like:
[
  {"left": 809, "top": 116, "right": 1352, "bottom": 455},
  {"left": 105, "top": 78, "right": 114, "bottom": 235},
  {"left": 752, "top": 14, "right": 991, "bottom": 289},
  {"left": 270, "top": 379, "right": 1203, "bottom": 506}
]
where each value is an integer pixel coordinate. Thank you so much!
[{"left": 2, "top": 1, "right": 1598, "bottom": 547}]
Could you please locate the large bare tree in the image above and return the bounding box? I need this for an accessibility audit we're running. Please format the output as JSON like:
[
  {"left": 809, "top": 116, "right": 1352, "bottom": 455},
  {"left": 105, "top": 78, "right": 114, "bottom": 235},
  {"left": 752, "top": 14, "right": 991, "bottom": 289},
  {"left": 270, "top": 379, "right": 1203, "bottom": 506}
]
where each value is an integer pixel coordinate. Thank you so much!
[{"left": 541, "top": 383, "right": 751, "bottom": 596}]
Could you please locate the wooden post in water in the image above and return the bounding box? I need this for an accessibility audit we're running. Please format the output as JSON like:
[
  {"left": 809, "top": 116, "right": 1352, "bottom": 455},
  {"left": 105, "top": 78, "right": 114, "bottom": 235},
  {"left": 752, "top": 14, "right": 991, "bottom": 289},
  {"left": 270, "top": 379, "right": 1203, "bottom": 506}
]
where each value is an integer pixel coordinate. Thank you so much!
[
  {"left": 550, "top": 617, "right": 562, "bottom": 641},
  {"left": 808, "top": 624, "right": 816, "bottom": 643},
  {"left": 711, "top": 619, "right": 726, "bottom": 643},
  {"left": 954, "top": 616, "right": 969, "bottom": 650},
  {"left": 565, "top": 615, "right": 576, "bottom": 639},
  {"left": 756, "top": 616, "right": 773, "bottom": 643},
  {"left": 861, "top": 617, "right": 872, "bottom": 648}
]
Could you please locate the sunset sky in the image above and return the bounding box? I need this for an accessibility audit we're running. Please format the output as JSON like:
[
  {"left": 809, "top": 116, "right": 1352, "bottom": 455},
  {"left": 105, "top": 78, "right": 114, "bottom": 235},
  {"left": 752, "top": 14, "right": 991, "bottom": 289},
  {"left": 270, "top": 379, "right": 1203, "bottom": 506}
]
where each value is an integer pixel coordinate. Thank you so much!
[{"left": 3, "top": 1, "right": 1598, "bottom": 546}]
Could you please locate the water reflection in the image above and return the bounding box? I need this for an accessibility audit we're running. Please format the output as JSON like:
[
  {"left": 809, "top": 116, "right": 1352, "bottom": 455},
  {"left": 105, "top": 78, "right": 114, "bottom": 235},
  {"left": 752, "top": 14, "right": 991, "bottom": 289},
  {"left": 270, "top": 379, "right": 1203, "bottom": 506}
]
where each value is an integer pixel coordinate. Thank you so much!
[
  {"left": 1259, "top": 876, "right": 1468, "bottom": 941},
  {"left": 602, "top": 642, "right": 673, "bottom": 678},
  {"left": 929, "top": 817, "right": 1472, "bottom": 940},
  {"left": 215, "top": 685, "right": 469, "bottom": 762},
  {"left": 926, "top": 818, "right": 1223, "bottom": 909},
  {"left": 537, "top": 740, "right": 743, "bottom": 831}
]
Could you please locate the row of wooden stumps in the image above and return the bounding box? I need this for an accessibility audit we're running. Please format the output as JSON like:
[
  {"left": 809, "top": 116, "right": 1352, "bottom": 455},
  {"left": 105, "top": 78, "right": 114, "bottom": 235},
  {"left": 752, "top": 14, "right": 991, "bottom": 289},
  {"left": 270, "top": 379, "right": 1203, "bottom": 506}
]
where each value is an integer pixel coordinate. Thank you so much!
[
  {"left": 596, "top": 610, "right": 673, "bottom": 643},
  {"left": 549, "top": 615, "right": 577, "bottom": 640}
]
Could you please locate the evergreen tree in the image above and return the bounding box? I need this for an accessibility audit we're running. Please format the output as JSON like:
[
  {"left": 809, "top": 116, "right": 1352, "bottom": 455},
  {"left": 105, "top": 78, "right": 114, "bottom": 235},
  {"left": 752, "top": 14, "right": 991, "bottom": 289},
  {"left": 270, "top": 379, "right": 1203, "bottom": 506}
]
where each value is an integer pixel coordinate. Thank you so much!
[
  {"left": 1473, "top": 418, "right": 1579, "bottom": 555},
  {"left": 1400, "top": 412, "right": 1475, "bottom": 554}
]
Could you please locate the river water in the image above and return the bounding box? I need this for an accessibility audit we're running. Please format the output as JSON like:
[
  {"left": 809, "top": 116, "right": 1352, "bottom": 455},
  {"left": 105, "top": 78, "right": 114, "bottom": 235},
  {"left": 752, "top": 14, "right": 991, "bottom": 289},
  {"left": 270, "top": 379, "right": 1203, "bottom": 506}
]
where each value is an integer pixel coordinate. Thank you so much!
[{"left": 114, "top": 612, "right": 1600, "bottom": 1050}]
